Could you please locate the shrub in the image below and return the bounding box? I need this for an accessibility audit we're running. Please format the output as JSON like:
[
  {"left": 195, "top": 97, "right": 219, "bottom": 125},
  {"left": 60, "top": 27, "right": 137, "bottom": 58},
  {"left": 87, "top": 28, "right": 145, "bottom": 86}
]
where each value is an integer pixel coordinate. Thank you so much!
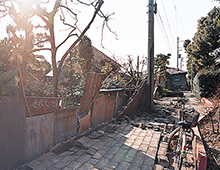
[{"left": 193, "top": 70, "right": 220, "bottom": 98}]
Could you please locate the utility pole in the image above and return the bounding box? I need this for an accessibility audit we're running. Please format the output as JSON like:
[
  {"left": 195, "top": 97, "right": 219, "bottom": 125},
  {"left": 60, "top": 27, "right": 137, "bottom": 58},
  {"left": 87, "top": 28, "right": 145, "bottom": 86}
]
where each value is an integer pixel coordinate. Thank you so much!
[
  {"left": 147, "top": 0, "right": 156, "bottom": 114},
  {"left": 177, "top": 37, "right": 179, "bottom": 69}
]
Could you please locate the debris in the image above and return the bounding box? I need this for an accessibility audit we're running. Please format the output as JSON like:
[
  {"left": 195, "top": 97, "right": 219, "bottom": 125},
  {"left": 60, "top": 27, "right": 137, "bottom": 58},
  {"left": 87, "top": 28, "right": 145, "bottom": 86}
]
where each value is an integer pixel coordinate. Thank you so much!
[{"left": 88, "top": 130, "right": 104, "bottom": 139}]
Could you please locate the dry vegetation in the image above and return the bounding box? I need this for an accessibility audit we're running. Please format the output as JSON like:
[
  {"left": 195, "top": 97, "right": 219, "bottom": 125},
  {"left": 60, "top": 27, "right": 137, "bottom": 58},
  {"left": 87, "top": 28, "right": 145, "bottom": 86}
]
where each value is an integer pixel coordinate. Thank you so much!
[{"left": 199, "top": 95, "right": 220, "bottom": 169}]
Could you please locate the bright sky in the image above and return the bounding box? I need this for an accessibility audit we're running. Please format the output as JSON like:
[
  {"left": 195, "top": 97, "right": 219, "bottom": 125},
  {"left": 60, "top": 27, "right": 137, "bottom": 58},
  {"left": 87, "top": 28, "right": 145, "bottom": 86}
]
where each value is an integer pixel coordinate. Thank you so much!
[
  {"left": 86, "top": 0, "right": 220, "bottom": 70},
  {"left": 0, "top": 0, "right": 219, "bottom": 71}
]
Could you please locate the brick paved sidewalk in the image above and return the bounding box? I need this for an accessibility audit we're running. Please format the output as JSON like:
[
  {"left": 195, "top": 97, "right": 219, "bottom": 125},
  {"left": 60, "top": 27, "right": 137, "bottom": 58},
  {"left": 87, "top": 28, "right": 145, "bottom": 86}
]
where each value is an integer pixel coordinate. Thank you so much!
[{"left": 21, "top": 121, "right": 161, "bottom": 170}]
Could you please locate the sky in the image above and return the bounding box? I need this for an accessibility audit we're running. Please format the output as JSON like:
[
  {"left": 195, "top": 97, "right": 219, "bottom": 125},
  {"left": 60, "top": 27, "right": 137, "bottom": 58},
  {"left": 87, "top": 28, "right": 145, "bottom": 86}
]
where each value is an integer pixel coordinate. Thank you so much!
[
  {"left": 86, "top": 0, "right": 219, "bottom": 71},
  {"left": 0, "top": 0, "right": 219, "bottom": 71}
]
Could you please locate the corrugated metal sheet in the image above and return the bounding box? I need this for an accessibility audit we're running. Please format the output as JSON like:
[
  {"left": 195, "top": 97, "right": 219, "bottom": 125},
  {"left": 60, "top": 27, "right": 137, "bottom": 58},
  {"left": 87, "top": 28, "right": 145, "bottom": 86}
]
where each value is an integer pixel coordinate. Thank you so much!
[
  {"left": 26, "top": 113, "right": 54, "bottom": 162},
  {"left": 79, "top": 72, "right": 106, "bottom": 114},
  {"left": 0, "top": 97, "right": 26, "bottom": 170},
  {"left": 92, "top": 93, "right": 115, "bottom": 126},
  {"left": 54, "top": 108, "right": 77, "bottom": 143}
]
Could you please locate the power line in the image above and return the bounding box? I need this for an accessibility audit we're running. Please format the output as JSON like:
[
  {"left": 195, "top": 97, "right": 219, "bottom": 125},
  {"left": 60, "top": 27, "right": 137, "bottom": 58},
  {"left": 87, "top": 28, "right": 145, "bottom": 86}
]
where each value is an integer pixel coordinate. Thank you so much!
[
  {"left": 156, "top": 9, "right": 174, "bottom": 55},
  {"left": 172, "top": 0, "right": 187, "bottom": 37},
  {"left": 161, "top": 0, "right": 175, "bottom": 47}
]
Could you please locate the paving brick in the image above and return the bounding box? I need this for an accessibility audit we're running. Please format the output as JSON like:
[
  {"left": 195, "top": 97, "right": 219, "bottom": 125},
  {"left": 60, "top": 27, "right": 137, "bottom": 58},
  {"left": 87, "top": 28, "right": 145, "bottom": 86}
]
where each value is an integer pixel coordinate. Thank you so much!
[
  {"left": 138, "top": 130, "right": 147, "bottom": 137},
  {"left": 49, "top": 153, "right": 65, "bottom": 163},
  {"left": 142, "top": 136, "right": 151, "bottom": 144},
  {"left": 124, "top": 139, "right": 134, "bottom": 146},
  {"left": 84, "top": 139, "right": 98, "bottom": 147},
  {"left": 142, "top": 155, "right": 155, "bottom": 166},
  {"left": 153, "top": 131, "right": 161, "bottom": 138},
  {"left": 53, "top": 155, "right": 74, "bottom": 169},
  {"left": 66, "top": 161, "right": 82, "bottom": 169},
  {"left": 104, "top": 161, "right": 119, "bottom": 169},
  {"left": 145, "top": 130, "right": 153, "bottom": 137},
  {"left": 59, "top": 151, "right": 72, "bottom": 157},
  {"left": 116, "top": 162, "right": 131, "bottom": 170},
  {"left": 122, "top": 155, "right": 134, "bottom": 163},
  {"left": 131, "top": 143, "right": 140, "bottom": 150},
  {"left": 69, "top": 146, "right": 80, "bottom": 152},
  {"left": 102, "top": 136, "right": 112, "bottom": 144},
  {"left": 96, "top": 148, "right": 109, "bottom": 157},
  {"left": 108, "top": 146, "right": 120, "bottom": 154},
  {"left": 124, "top": 130, "right": 134, "bottom": 138},
  {"left": 127, "top": 165, "right": 141, "bottom": 170},
  {"left": 129, "top": 134, "right": 138, "bottom": 140},
  {"left": 112, "top": 148, "right": 129, "bottom": 162},
  {"left": 75, "top": 148, "right": 87, "bottom": 156},
  {"left": 141, "top": 163, "right": 154, "bottom": 170},
  {"left": 149, "top": 138, "right": 160, "bottom": 148},
  {"left": 92, "top": 152, "right": 103, "bottom": 159},
  {"left": 34, "top": 159, "right": 55, "bottom": 170},
  {"left": 92, "top": 141, "right": 105, "bottom": 150},
  {"left": 62, "top": 167, "right": 72, "bottom": 170},
  {"left": 103, "top": 153, "right": 115, "bottom": 160},
  {"left": 115, "top": 133, "right": 123, "bottom": 140},
  {"left": 154, "top": 164, "right": 164, "bottom": 170},
  {"left": 106, "top": 139, "right": 118, "bottom": 147},
  {"left": 101, "top": 145, "right": 112, "bottom": 152},
  {"left": 76, "top": 136, "right": 90, "bottom": 144},
  {"left": 87, "top": 157, "right": 99, "bottom": 165},
  {"left": 36, "top": 152, "right": 57, "bottom": 162},
  {"left": 76, "top": 153, "right": 92, "bottom": 163},
  {"left": 139, "top": 144, "right": 149, "bottom": 152},
  {"left": 115, "top": 139, "right": 126, "bottom": 147},
  {"left": 47, "top": 166, "right": 60, "bottom": 170},
  {"left": 130, "top": 155, "right": 144, "bottom": 167},
  {"left": 134, "top": 128, "right": 142, "bottom": 133},
  {"left": 146, "top": 147, "right": 157, "bottom": 159},
  {"left": 17, "top": 117, "right": 165, "bottom": 170},
  {"left": 107, "top": 133, "right": 117, "bottom": 138},
  {"left": 158, "top": 145, "right": 167, "bottom": 155},
  {"left": 122, "top": 125, "right": 133, "bottom": 133},
  {"left": 94, "top": 158, "right": 109, "bottom": 169},
  {"left": 121, "top": 145, "right": 131, "bottom": 150},
  {"left": 76, "top": 163, "right": 98, "bottom": 170},
  {"left": 126, "top": 148, "right": 137, "bottom": 158},
  {"left": 86, "top": 148, "right": 97, "bottom": 155},
  {"left": 25, "top": 159, "right": 41, "bottom": 168}
]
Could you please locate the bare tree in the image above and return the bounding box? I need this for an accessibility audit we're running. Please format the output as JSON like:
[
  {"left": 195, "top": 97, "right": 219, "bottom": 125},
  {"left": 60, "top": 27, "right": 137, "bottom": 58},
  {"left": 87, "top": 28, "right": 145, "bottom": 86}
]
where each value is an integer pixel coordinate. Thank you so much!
[{"left": 0, "top": 0, "right": 115, "bottom": 97}]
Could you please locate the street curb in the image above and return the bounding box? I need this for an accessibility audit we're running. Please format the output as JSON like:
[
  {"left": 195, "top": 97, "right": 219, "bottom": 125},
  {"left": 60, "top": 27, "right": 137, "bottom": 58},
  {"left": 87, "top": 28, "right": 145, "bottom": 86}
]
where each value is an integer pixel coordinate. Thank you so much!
[
  {"left": 201, "top": 98, "right": 214, "bottom": 109},
  {"left": 193, "top": 126, "right": 207, "bottom": 170},
  {"left": 192, "top": 97, "right": 214, "bottom": 170}
]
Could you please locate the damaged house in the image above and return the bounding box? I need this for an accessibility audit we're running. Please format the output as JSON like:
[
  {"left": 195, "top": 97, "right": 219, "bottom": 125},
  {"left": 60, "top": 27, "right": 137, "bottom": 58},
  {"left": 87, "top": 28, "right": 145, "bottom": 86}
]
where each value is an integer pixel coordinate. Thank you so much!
[{"left": 166, "top": 67, "right": 189, "bottom": 91}]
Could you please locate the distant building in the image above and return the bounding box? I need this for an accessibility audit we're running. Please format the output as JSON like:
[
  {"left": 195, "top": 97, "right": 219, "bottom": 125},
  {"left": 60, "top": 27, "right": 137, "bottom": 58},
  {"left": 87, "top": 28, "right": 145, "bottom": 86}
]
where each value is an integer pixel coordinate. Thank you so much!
[
  {"left": 46, "top": 36, "right": 120, "bottom": 79},
  {"left": 165, "top": 67, "right": 189, "bottom": 91}
]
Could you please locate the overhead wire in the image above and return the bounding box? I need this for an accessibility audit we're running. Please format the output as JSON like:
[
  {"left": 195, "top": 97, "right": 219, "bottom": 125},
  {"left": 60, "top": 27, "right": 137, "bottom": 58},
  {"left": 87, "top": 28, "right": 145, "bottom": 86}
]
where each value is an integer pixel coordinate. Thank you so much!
[
  {"left": 172, "top": 0, "right": 187, "bottom": 37},
  {"left": 161, "top": 0, "right": 175, "bottom": 48},
  {"left": 156, "top": 8, "right": 174, "bottom": 55}
]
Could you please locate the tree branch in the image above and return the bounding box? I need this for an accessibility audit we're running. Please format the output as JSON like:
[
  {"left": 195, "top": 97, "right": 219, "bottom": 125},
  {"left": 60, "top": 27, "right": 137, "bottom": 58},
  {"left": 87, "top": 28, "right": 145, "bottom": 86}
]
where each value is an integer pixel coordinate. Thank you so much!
[
  {"left": 31, "top": 48, "right": 52, "bottom": 52},
  {"left": 57, "top": 0, "right": 103, "bottom": 73}
]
